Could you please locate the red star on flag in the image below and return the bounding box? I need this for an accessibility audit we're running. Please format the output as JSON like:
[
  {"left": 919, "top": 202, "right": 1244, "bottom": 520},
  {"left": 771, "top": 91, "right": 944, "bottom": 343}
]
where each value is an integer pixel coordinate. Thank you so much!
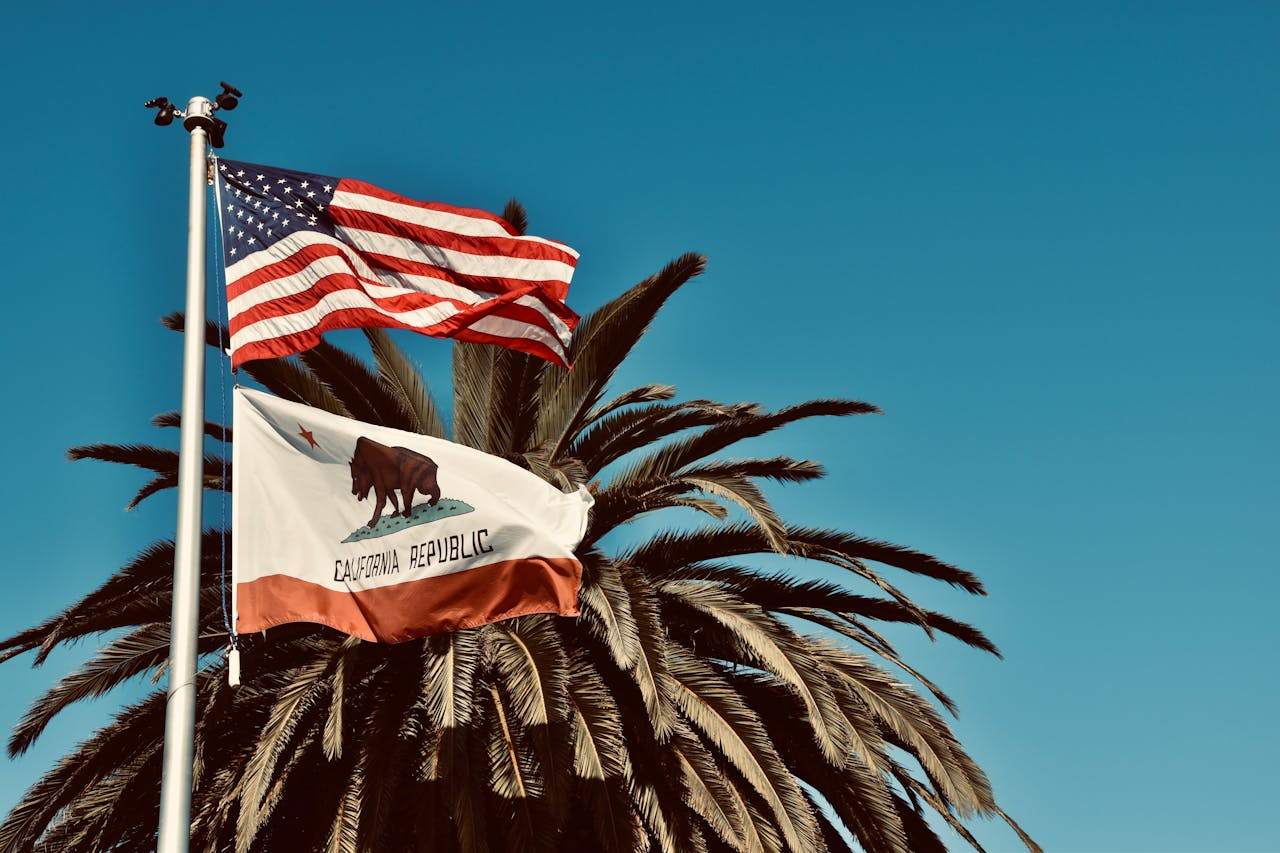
[{"left": 298, "top": 424, "right": 318, "bottom": 449}]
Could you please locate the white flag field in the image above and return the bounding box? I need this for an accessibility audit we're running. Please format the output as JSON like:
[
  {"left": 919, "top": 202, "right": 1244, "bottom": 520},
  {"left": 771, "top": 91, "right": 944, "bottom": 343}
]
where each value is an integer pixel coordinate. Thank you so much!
[{"left": 232, "top": 388, "right": 593, "bottom": 642}]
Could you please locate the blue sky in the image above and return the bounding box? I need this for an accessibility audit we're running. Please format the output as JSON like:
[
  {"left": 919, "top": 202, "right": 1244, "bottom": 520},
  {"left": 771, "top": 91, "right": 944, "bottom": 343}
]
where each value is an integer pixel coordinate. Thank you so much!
[{"left": 2, "top": 2, "right": 1277, "bottom": 850}]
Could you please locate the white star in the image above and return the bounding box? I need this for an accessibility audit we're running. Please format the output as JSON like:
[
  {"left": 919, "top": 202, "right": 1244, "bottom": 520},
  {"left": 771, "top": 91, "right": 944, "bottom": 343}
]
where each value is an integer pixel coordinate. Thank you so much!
[
  {"left": 323, "top": 184, "right": 332, "bottom": 192},
  {"left": 272, "top": 212, "right": 279, "bottom": 220},
  {"left": 256, "top": 174, "right": 265, "bottom": 180},
  {"left": 236, "top": 169, "right": 245, "bottom": 177},
  {"left": 227, "top": 225, "right": 235, "bottom": 234},
  {"left": 225, "top": 204, "right": 233, "bottom": 212},
  {"left": 307, "top": 191, "right": 316, "bottom": 198},
  {"left": 248, "top": 236, "right": 256, "bottom": 245},
  {"left": 229, "top": 247, "right": 237, "bottom": 256},
  {"left": 284, "top": 187, "right": 292, "bottom": 194},
  {"left": 236, "top": 210, "right": 244, "bottom": 219},
  {"left": 301, "top": 181, "right": 309, "bottom": 188},
  {"left": 257, "top": 222, "right": 265, "bottom": 230},
  {"left": 283, "top": 219, "right": 290, "bottom": 227},
  {"left": 277, "top": 178, "right": 286, "bottom": 184}
]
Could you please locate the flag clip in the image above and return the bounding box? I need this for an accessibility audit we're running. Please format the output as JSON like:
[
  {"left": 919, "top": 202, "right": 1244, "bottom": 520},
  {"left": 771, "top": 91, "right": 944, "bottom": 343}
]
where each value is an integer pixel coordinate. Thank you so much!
[{"left": 228, "top": 644, "right": 241, "bottom": 688}]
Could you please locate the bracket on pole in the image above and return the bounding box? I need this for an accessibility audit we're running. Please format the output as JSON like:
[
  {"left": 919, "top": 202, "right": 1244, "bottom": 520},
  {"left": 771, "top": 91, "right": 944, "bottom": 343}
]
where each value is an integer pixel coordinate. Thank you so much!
[{"left": 144, "top": 82, "right": 242, "bottom": 148}]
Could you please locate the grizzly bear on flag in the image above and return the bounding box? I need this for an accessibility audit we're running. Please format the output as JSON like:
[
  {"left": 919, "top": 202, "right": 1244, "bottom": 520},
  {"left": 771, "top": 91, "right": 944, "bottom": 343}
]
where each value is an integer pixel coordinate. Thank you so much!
[{"left": 349, "top": 436, "right": 442, "bottom": 529}]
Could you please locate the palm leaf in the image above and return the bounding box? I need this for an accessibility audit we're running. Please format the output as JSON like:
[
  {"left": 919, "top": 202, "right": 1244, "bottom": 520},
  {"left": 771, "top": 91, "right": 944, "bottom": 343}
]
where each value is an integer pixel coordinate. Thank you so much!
[
  {"left": 537, "top": 252, "right": 706, "bottom": 452},
  {"left": 672, "top": 727, "right": 748, "bottom": 852},
  {"left": 151, "top": 411, "right": 233, "bottom": 442},
  {"left": 660, "top": 581, "right": 851, "bottom": 766},
  {"left": 576, "top": 555, "right": 639, "bottom": 671},
  {"left": 364, "top": 327, "right": 447, "bottom": 437},
  {"left": 9, "top": 622, "right": 173, "bottom": 757},
  {"left": 666, "top": 646, "right": 819, "bottom": 853},
  {"left": 300, "top": 338, "right": 409, "bottom": 429}
]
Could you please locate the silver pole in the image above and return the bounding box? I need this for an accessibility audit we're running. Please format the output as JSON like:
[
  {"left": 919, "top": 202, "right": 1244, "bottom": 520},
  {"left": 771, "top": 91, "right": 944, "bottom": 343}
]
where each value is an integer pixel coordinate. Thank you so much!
[{"left": 156, "top": 95, "right": 212, "bottom": 853}]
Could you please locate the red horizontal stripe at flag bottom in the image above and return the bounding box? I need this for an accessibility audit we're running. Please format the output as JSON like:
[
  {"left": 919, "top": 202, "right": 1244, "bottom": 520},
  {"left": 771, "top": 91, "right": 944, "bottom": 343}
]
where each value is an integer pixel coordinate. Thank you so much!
[
  {"left": 236, "top": 557, "right": 582, "bottom": 643},
  {"left": 215, "top": 158, "right": 580, "bottom": 367}
]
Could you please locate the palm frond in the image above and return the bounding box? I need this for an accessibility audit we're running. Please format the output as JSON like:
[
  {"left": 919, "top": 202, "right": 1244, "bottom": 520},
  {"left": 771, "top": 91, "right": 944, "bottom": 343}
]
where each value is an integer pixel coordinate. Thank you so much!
[
  {"left": 576, "top": 555, "right": 639, "bottom": 671},
  {"left": 483, "top": 683, "right": 542, "bottom": 851},
  {"left": 666, "top": 646, "right": 819, "bottom": 853},
  {"left": 300, "top": 339, "right": 410, "bottom": 429},
  {"left": 672, "top": 727, "right": 748, "bottom": 852},
  {"left": 364, "top": 327, "right": 447, "bottom": 437},
  {"left": 660, "top": 580, "right": 850, "bottom": 766},
  {"left": 245, "top": 356, "right": 352, "bottom": 416},
  {"left": 237, "top": 648, "right": 344, "bottom": 850},
  {"left": 7, "top": 531, "right": 228, "bottom": 667},
  {"left": 419, "top": 628, "right": 482, "bottom": 733},
  {"left": 620, "top": 566, "right": 678, "bottom": 743},
  {"left": 151, "top": 411, "right": 233, "bottom": 442},
  {"left": 501, "top": 199, "right": 528, "bottom": 236},
  {"left": 586, "top": 384, "right": 678, "bottom": 424},
  {"left": 624, "top": 399, "right": 879, "bottom": 486},
  {"left": 452, "top": 341, "right": 495, "bottom": 449},
  {"left": 490, "top": 616, "right": 569, "bottom": 729},
  {"left": 816, "top": 645, "right": 994, "bottom": 817},
  {"left": 738, "top": 675, "right": 903, "bottom": 853},
  {"left": 8, "top": 622, "right": 173, "bottom": 758},
  {"left": 572, "top": 400, "right": 763, "bottom": 477},
  {"left": 537, "top": 252, "right": 706, "bottom": 452},
  {"left": 0, "top": 688, "right": 167, "bottom": 852}
]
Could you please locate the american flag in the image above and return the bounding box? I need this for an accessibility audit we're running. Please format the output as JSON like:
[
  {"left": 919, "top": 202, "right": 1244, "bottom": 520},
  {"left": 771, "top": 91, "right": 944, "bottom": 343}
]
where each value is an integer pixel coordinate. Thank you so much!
[{"left": 215, "top": 158, "right": 580, "bottom": 367}]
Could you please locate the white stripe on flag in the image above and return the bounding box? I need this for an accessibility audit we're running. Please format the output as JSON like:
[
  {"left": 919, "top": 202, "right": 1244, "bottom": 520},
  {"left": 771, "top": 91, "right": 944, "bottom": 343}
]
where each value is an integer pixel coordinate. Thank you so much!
[
  {"left": 332, "top": 190, "right": 579, "bottom": 257},
  {"left": 334, "top": 225, "right": 579, "bottom": 284},
  {"left": 229, "top": 288, "right": 568, "bottom": 355},
  {"left": 225, "top": 230, "right": 379, "bottom": 283}
]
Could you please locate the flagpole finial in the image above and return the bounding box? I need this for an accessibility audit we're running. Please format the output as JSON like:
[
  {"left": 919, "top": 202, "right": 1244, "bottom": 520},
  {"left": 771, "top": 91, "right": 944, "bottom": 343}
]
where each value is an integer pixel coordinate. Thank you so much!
[{"left": 144, "top": 82, "right": 243, "bottom": 148}]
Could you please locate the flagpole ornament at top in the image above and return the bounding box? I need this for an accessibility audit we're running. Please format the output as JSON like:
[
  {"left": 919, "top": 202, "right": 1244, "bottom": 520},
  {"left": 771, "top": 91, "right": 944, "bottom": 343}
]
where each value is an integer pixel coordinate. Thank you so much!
[
  {"left": 145, "top": 82, "right": 242, "bottom": 853},
  {"left": 143, "top": 81, "right": 239, "bottom": 147}
]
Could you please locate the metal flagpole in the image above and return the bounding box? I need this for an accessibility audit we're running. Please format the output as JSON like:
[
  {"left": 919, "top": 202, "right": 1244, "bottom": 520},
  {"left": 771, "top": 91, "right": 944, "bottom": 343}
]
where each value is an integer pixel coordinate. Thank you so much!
[{"left": 145, "top": 84, "right": 241, "bottom": 853}]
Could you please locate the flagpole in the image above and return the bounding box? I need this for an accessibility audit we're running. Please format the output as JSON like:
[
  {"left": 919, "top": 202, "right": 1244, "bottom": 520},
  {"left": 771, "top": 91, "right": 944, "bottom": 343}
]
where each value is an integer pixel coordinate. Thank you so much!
[{"left": 147, "top": 85, "right": 240, "bottom": 853}]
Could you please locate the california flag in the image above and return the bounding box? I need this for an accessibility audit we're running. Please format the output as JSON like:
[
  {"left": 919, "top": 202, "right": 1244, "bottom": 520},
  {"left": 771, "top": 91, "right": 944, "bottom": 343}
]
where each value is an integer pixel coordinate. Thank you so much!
[{"left": 232, "top": 387, "right": 593, "bottom": 642}]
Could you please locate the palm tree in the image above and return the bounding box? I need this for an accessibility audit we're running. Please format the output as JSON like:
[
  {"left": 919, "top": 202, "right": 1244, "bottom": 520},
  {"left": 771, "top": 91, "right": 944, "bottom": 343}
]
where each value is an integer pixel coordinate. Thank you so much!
[{"left": 0, "top": 209, "right": 1038, "bottom": 853}]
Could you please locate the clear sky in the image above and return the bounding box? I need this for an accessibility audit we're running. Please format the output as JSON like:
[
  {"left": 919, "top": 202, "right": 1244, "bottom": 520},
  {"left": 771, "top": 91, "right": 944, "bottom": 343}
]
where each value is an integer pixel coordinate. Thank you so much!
[{"left": 2, "top": 2, "right": 1277, "bottom": 851}]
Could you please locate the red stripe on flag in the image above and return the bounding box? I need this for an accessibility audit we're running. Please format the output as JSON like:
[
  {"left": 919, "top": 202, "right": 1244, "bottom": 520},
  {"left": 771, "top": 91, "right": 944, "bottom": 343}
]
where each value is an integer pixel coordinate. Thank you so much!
[
  {"left": 236, "top": 557, "right": 582, "bottom": 642},
  {"left": 228, "top": 270, "right": 566, "bottom": 337},
  {"left": 331, "top": 204, "right": 579, "bottom": 267},
  {"left": 225, "top": 241, "right": 362, "bottom": 301},
  {"left": 231, "top": 305, "right": 572, "bottom": 367},
  {"left": 337, "top": 178, "right": 522, "bottom": 236},
  {"left": 351, "top": 247, "right": 574, "bottom": 304}
]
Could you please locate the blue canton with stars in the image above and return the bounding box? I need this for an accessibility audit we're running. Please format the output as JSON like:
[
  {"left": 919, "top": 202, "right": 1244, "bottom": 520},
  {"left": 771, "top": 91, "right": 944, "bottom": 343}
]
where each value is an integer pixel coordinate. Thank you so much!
[{"left": 217, "top": 158, "right": 341, "bottom": 262}]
